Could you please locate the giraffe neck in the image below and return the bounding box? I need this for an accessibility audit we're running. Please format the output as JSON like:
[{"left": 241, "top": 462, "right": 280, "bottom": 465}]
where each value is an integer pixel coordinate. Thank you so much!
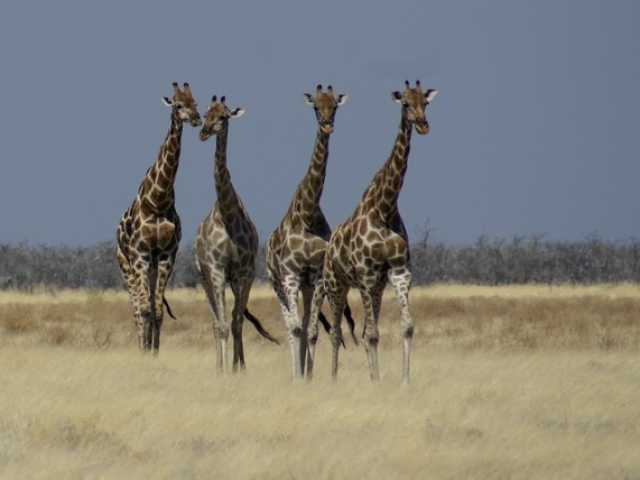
[
  {"left": 292, "top": 126, "right": 330, "bottom": 227},
  {"left": 140, "top": 112, "right": 183, "bottom": 213},
  {"left": 370, "top": 115, "right": 412, "bottom": 222},
  {"left": 213, "top": 127, "right": 240, "bottom": 221}
]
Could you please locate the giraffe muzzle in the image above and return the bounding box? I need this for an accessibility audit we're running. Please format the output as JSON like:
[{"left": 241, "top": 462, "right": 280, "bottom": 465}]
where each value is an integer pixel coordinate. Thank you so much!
[
  {"left": 199, "top": 128, "right": 212, "bottom": 141},
  {"left": 321, "top": 123, "right": 334, "bottom": 134},
  {"left": 414, "top": 121, "right": 429, "bottom": 135}
]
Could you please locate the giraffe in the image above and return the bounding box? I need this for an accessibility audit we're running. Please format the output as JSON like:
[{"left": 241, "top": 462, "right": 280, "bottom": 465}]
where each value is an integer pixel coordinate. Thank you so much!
[
  {"left": 266, "top": 85, "right": 349, "bottom": 381},
  {"left": 194, "top": 94, "right": 278, "bottom": 374},
  {"left": 323, "top": 80, "right": 437, "bottom": 384},
  {"left": 116, "top": 82, "right": 202, "bottom": 353}
]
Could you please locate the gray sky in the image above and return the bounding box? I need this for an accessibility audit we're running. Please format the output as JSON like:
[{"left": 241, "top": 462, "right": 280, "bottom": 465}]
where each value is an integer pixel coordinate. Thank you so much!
[{"left": 2, "top": 1, "right": 639, "bottom": 247}]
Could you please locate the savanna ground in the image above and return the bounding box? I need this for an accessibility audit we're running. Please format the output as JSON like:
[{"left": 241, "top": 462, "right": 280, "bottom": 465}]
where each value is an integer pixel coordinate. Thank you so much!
[{"left": 1, "top": 284, "right": 640, "bottom": 479}]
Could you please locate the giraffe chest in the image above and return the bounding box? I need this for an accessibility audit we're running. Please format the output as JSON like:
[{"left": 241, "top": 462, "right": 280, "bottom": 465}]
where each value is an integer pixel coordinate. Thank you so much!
[
  {"left": 332, "top": 217, "right": 409, "bottom": 281},
  {"left": 137, "top": 211, "right": 181, "bottom": 252},
  {"left": 196, "top": 211, "right": 257, "bottom": 269}
]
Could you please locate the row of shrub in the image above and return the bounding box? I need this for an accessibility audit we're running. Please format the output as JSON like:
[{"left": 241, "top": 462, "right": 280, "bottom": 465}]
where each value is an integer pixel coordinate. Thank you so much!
[{"left": 1, "top": 232, "right": 639, "bottom": 292}]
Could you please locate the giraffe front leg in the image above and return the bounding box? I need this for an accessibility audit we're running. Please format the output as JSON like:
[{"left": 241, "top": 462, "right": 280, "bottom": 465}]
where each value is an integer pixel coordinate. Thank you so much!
[
  {"left": 231, "top": 301, "right": 246, "bottom": 372},
  {"left": 300, "top": 287, "right": 318, "bottom": 379},
  {"left": 325, "top": 278, "right": 347, "bottom": 381},
  {"left": 117, "top": 247, "right": 144, "bottom": 345},
  {"left": 198, "top": 261, "right": 229, "bottom": 374},
  {"left": 278, "top": 276, "right": 303, "bottom": 381},
  {"left": 389, "top": 267, "right": 413, "bottom": 386},
  {"left": 133, "top": 257, "right": 153, "bottom": 352},
  {"left": 360, "top": 286, "right": 382, "bottom": 382},
  {"left": 148, "top": 261, "right": 161, "bottom": 355},
  {"left": 230, "top": 280, "right": 251, "bottom": 372},
  {"left": 211, "top": 278, "right": 229, "bottom": 374},
  {"left": 306, "top": 281, "right": 326, "bottom": 380},
  {"left": 152, "top": 255, "right": 176, "bottom": 355}
]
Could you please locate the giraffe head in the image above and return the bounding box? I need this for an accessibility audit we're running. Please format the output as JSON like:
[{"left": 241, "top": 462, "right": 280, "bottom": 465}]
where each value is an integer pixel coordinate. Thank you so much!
[
  {"left": 199, "top": 95, "right": 245, "bottom": 141},
  {"left": 161, "top": 82, "right": 202, "bottom": 127},
  {"left": 392, "top": 80, "right": 437, "bottom": 135},
  {"left": 303, "top": 85, "right": 348, "bottom": 134}
]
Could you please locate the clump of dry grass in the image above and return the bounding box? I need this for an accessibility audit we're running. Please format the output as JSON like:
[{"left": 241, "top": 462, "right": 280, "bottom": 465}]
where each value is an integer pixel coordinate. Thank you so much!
[{"left": 0, "top": 304, "right": 37, "bottom": 334}]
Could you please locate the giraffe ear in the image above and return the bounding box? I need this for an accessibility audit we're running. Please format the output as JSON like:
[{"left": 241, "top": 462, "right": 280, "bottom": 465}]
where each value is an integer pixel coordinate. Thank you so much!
[
  {"left": 230, "top": 108, "right": 245, "bottom": 118},
  {"left": 391, "top": 91, "right": 403, "bottom": 103},
  {"left": 336, "top": 94, "right": 348, "bottom": 107},
  {"left": 302, "top": 93, "right": 315, "bottom": 106},
  {"left": 161, "top": 97, "right": 174, "bottom": 107},
  {"left": 424, "top": 89, "right": 438, "bottom": 103}
]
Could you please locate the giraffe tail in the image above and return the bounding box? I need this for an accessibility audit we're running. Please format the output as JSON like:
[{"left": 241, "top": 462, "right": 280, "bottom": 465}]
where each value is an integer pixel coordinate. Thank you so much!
[
  {"left": 318, "top": 305, "right": 358, "bottom": 349},
  {"left": 164, "top": 296, "right": 177, "bottom": 320},
  {"left": 244, "top": 309, "right": 280, "bottom": 344},
  {"left": 318, "top": 311, "right": 343, "bottom": 347},
  {"left": 344, "top": 302, "right": 359, "bottom": 346}
]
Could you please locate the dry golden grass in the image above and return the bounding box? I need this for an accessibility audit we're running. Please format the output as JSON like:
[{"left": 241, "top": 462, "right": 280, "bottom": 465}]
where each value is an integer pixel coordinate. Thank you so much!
[{"left": 1, "top": 284, "right": 640, "bottom": 479}]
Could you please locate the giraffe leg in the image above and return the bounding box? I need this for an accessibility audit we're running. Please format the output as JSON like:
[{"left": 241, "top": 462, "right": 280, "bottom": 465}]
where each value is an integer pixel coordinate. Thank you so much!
[
  {"left": 117, "top": 247, "right": 143, "bottom": 341},
  {"left": 325, "top": 272, "right": 348, "bottom": 381},
  {"left": 300, "top": 287, "right": 315, "bottom": 378},
  {"left": 147, "top": 261, "right": 161, "bottom": 355},
  {"left": 389, "top": 268, "right": 413, "bottom": 386},
  {"left": 277, "top": 275, "right": 303, "bottom": 381},
  {"left": 230, "top": 280, "right": 251, "bottom": 372},
  {"left": 213, "top": 281, "right": 229, "bottom": 374},
  {"left": 120, "top": 249, "right": 149, "bottom": 352},
  {"left": 128, "top": 283, "right": 149, "bottom": 352},
  {"left": 151, "top": 254, "right": 175, "bottom": 354},
  {"left": 306, "top": 280, "right": 325, "bottom": 379},
  {"left": 135, "top": 296, "right": 152, "bottom": 353},
  {"left": 360, "top": 286, "right": 382, "bottom": 382},
  {"left": 269, "top": 278, "right": 291, "bottom": 363},
  {"left": 268, "top": 265, "right": 305, "bottom": 381},
  {"left": 199, "top": 262, "right": 229, "bottom": 374},
  {"left": 132, "top": 255, "right": 153, "bottom": 352}
]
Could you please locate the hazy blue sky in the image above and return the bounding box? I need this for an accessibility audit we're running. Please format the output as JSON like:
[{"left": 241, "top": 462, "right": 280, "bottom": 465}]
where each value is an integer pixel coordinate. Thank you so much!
[{"left": 1, "top": 1, "right": 639, "bottom": 247}]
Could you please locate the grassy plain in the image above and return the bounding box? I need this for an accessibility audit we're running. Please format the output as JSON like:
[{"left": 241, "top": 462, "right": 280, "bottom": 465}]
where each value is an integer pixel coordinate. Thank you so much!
[{"left": 1, "top": 284, "right": 640, "bottom": 479}]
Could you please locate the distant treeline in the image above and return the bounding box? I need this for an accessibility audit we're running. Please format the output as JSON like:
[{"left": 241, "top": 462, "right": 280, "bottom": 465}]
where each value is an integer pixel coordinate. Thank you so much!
[{"left": 1, "top": 233, "right": 640, "bottom": 292}]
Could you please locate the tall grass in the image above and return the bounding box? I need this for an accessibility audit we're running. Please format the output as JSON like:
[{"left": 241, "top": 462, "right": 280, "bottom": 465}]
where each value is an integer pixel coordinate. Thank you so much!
[{"left": 1, "top": 285, "right": 639, "bottom": 479}]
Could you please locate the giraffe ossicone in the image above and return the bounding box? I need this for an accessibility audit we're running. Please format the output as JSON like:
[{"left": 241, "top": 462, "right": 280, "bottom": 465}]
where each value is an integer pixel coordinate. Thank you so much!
[{"left": 323, "top": 79, "right": 437, "bottom": 385}]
